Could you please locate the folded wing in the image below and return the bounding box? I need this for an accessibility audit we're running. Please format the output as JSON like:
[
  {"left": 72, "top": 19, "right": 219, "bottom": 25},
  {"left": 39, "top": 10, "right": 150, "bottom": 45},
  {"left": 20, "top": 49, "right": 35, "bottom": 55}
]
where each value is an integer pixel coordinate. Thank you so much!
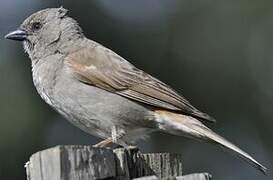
[{"left": 65, "top": 45, "right": 215, "bottom": 123}]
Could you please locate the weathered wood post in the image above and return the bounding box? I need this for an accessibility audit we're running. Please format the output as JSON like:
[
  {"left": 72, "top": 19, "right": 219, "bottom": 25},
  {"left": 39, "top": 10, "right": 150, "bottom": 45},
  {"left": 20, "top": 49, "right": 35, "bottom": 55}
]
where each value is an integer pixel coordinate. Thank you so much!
[{"left": 25, "top": 145, "right": 211, "bottom": 180}]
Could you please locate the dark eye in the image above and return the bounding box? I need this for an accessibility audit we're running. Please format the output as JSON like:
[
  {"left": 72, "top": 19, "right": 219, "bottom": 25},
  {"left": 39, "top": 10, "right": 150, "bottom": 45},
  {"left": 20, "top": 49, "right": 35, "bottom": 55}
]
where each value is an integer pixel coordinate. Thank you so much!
[{"left": 31, "top": 22, "right": 42, "bottom": 31}]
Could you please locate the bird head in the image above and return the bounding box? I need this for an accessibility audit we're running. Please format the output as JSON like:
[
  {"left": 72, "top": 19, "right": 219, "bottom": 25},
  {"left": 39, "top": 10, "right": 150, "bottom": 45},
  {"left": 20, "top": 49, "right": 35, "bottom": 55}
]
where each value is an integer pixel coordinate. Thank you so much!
[{"left": 5, "top": 7, "right": 83, "bottom": 59}]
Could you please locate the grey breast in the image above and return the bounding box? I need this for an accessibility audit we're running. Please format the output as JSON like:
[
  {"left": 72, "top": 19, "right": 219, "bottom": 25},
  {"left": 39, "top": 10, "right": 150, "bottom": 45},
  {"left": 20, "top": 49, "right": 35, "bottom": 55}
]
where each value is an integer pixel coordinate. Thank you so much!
[{"left": 32, "top": 53, "right": 155, "bottom": 138}]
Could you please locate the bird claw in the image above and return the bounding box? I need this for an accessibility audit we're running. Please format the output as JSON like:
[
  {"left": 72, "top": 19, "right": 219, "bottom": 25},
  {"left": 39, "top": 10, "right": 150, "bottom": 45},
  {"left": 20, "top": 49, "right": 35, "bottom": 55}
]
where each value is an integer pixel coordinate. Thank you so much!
[
  {"left": 93, "top": 126, "right": 126, "bottom": 148},
  {"left": 93, "top": 138, "right": 112, "bottom": 148}
]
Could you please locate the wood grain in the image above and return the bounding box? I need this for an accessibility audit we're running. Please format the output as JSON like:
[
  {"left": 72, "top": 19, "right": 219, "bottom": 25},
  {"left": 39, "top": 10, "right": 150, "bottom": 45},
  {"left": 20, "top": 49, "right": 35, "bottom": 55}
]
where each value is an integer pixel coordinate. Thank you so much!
[{"left": 25, "top": 145, "right": 211, "bottom": 180}]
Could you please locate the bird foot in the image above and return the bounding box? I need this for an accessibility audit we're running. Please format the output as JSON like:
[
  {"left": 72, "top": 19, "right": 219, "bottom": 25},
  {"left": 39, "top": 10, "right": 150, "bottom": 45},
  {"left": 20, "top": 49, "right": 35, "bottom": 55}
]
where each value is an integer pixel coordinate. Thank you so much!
[{"left": 93, "top": 138, "right": 113, "bottom": 148}]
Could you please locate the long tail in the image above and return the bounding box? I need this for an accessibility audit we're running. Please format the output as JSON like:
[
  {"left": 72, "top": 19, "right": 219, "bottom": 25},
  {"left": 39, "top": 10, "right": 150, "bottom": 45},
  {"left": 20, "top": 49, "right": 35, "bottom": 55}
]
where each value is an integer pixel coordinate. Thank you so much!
[{"left": 154, "top": 110, "right": 267, "bottom": 174}]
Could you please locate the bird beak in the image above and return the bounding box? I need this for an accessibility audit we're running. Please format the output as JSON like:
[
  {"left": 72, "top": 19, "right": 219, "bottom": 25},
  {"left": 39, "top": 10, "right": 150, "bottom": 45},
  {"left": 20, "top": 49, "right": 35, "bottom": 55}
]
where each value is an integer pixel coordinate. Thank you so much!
[{"left": 5, "top": 29, "right": 27, "bottom": 41}]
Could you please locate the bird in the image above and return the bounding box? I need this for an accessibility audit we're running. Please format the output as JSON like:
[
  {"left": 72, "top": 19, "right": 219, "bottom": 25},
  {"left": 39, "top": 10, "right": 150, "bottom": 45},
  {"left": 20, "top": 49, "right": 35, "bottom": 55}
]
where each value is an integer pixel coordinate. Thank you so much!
[{"left": 5, "top": 7, "right": 267, "bottom": 174}]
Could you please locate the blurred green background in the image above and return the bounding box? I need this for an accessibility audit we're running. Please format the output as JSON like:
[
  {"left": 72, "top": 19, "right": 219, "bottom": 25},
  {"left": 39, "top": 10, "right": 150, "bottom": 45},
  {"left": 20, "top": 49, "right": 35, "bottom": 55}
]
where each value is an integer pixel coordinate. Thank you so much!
[{"left": 0, "top": 0, "right": 272, "bottom": 179}]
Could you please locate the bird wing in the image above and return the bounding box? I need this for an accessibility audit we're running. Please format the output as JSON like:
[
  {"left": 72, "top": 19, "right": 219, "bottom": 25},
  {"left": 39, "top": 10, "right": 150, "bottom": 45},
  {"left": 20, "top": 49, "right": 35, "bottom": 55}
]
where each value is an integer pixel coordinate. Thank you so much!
[{"left": 65, "top": 45, "right": 215, "bottom": 122}]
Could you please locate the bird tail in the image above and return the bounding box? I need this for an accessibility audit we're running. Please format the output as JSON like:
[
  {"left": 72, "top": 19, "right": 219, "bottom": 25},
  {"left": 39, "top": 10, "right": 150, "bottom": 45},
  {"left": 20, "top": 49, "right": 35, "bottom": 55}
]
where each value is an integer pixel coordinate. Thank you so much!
[{"left": 154, "top": 110, "right": 267, "bottom": 174}]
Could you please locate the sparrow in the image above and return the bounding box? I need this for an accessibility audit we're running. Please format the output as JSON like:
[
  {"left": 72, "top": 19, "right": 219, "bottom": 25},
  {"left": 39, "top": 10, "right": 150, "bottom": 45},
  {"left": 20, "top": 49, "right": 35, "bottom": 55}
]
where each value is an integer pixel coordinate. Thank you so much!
[{"left": 5, "top": 7, "right": 266, "bottom": 174}]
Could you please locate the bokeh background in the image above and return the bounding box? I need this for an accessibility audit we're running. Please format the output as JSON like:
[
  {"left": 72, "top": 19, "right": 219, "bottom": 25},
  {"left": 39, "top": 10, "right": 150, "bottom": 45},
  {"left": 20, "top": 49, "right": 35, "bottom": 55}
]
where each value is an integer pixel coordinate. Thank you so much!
[{"left": 0, "top": 0, "right": 272, "bottom": 179}]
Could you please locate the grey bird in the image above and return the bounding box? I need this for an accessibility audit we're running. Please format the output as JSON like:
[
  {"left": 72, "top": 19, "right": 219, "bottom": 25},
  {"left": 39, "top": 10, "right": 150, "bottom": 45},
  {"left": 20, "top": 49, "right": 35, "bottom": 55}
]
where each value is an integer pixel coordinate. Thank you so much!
[{"left": 5, "top": 7, "right": 267, "bottom": 174}]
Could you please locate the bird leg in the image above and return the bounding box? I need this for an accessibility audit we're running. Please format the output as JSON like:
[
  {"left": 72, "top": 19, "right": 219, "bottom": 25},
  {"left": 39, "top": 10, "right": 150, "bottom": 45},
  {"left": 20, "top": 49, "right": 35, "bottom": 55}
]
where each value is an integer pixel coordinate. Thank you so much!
[
  {"left": 93, "top": 126, "right": 126, "bottom": 148},
  {"left": 111, "top": 125, "right": 123, "bottom": 143}
]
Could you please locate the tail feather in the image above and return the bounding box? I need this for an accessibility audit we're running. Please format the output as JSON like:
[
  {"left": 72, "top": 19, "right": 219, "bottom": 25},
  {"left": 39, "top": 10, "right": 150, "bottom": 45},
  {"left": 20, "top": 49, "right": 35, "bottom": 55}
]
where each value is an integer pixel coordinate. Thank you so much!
[{"left": 155, "top": 110, "right": 267, "bottom": 174}]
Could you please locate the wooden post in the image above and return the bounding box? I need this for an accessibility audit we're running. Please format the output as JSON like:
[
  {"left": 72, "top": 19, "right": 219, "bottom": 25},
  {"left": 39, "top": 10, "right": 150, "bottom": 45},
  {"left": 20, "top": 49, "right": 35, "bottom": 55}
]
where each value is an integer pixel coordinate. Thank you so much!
[{"left": 25, "top": 145, "right": 211, "bottom": 180}]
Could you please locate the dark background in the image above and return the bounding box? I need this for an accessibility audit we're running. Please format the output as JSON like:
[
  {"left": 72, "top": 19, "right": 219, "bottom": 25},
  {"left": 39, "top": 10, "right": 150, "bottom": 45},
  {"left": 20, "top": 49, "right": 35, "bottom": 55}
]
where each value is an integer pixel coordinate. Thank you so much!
[{"left": 0, "top": 0, "right": 272, "bottom": 179}]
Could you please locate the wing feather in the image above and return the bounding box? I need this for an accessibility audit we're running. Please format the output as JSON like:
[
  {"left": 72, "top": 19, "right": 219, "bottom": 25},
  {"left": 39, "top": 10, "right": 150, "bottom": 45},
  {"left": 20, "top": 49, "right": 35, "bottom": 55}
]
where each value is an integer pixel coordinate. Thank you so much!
[{"left": 65, "top": 45, "right": 215, "bottom": 122}]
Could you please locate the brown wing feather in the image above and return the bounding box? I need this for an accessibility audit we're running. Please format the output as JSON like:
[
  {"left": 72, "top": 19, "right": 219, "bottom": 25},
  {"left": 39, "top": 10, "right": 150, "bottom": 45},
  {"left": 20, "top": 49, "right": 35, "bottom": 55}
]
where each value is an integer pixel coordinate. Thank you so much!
[{"left": 65, "top": 45, "right": 215, "bottom": 122}]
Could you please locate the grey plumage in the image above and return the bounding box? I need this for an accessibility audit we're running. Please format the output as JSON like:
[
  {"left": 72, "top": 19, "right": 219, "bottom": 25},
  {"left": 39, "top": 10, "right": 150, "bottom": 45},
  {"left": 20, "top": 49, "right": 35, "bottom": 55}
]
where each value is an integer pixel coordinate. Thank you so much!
[{"left": 5, "top": 7, "right": 267, "bottom": 174}]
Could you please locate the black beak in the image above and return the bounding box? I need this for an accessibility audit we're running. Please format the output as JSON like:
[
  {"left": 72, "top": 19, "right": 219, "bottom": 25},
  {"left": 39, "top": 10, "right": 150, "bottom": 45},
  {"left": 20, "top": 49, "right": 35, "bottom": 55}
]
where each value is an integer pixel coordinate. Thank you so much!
[{"left": 5, "top": 29, "right": 27, "bottom": 41}]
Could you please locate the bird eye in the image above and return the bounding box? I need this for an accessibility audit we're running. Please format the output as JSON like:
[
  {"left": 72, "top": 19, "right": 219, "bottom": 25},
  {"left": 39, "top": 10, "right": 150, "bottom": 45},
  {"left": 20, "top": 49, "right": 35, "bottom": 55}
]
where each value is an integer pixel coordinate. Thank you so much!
[{"left": 31, "top": 22, "right": 42, "bottom": 31}]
